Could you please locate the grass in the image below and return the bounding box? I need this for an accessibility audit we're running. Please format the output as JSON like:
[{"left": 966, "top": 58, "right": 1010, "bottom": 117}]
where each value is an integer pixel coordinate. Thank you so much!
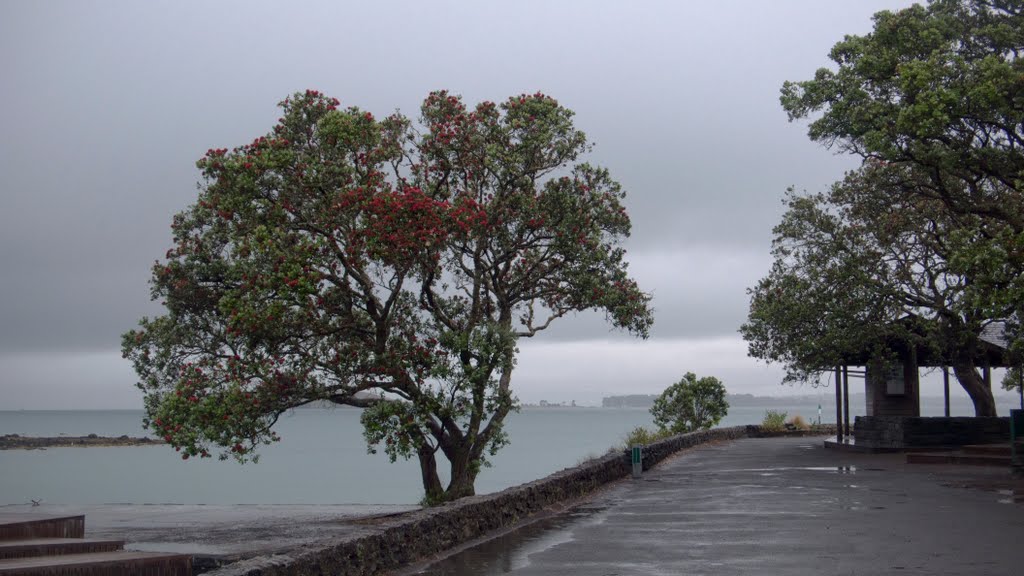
[{"left": 787, "top": 414, "right": 810, "bottom": 430}]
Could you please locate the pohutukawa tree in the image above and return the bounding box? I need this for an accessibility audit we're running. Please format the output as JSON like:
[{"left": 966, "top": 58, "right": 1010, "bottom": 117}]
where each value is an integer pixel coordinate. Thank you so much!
[
  {"left": 780, "top": 0, "right": 1024, "bottom": 228},
  {"left": 779, "top": 0, "right": 1024, "bottom": 359},
  {"left": 122, "top": 90, "right": 653, "bottom": 503},
  {"left": 742, "top": 163, "right": 1006, "bottom": 416}
]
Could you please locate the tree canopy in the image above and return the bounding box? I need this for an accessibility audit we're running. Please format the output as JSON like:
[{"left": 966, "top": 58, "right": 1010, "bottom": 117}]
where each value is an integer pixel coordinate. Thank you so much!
[
  {"left": 742, "top": 163, "right": 1003, "bottom": 415},
  {"left": 752, "top": 0, "right": 1024, "bottom": 410},
  {"left": 781, "top": 0, "right": 1023, "bottom": 227},
  {"left": 650, "top": 372, "right": 729, "bottom": 434},
  {"left": 122, "top": 89, "right": 652, "bottom": 503},
  {"left": 780, "top": 0, "right": 1024, "bottom": 360}
]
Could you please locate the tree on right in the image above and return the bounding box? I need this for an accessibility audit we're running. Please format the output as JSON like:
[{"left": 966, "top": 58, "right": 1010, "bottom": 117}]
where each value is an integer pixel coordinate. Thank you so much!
[
  {"left": 778, "top": 0, "right": 1019, "bottom": 366},
  {"left": 742, "top": 164, "right": 1005, "bottom": 415},
  {"left": 745, "top": 0, "right": 1024, "bottom": 415}
]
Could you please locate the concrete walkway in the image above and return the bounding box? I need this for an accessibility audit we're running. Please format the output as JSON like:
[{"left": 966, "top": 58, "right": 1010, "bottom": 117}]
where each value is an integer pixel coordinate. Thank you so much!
[{"left": 411, "top": 436, "right": 1024, "bottom": 576}]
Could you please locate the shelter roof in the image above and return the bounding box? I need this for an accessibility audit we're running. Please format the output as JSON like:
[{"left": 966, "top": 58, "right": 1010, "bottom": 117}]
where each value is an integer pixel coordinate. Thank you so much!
[{"left": 837, "top": 317, "right": 1013, "bottom": 368}]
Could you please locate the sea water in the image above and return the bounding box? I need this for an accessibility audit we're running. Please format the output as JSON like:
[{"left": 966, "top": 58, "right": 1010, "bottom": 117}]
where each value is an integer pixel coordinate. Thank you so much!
[{"left": 1, "top": 395, "right": 1019, "bottom": 506}]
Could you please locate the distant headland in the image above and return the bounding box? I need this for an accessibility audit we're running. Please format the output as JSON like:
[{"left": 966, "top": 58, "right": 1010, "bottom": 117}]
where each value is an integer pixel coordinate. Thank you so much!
[
  {"left": 0, "top": 434, "right": 164, "bottom": 450},
  {"left": 601, "top": 393, "right": 830, "bottom": 409}
]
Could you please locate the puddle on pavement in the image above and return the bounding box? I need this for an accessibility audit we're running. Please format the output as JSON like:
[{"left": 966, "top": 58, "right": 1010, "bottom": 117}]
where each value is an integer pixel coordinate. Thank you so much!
[
  {"left": 996, "top": 489, "right": 1024, "bottom": 505},
  {"left": 940, "top": 482, "right": 1024, "bottom": 505},
  {"left": 808, "top": 466, "right": 856, "bottom": 473},
  {"left": 411, "top": 506, "right": 605, "bottom": 575},
  {"left": 720, "top": 466, "right": 858, "bottom": 474}
]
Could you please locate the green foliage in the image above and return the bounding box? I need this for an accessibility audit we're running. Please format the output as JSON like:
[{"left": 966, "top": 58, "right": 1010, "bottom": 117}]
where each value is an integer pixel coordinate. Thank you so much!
[
  {"left": 741, "top": 184, "right": 906, "bottom": 385},
  {"left": 1003, "top": 366, "right": 1023, "bottom": 393},
  {"left": 622, "top": 426, "right": 671, "bottom": 448},
  {"left": 122, "top": 89, "right": 653, "bottom": 502},
  {"left": 760, "top": 1, "right": 1024, "bottom": 415},
  {"left": 780, "top": 0, "right": 1023, "bottom": 223},
  {"left": 741, "top": 165, "right": 1005, "bottom": 415},
  {"left": 761, "top": 410, "right": 787, "bottom": 431},
  {"left": 650, "top": 372, "right": 729, "bottom": 434},
  {"left": 779, "top": 0, "right": 1024, "bottom": 361}
]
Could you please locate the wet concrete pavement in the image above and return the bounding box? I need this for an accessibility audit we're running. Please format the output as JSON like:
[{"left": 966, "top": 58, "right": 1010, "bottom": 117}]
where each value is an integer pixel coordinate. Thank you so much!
[{"left": 408, "top": 437, "right": 1024, "bottom": 576}]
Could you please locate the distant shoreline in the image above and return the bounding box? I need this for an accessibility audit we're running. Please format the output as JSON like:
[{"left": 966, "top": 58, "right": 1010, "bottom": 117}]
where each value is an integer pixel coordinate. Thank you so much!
[{"left": 0, "top": 434, "right": 165, "bottom": 450}]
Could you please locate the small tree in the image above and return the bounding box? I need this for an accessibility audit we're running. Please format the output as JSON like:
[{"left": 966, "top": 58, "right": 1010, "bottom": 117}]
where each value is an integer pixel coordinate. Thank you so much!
[
  {"left": 650, "top": 372, "right": 729, "bottom": 434},
  {"left": 122, "top": 89, "right": 653, "bottom": 504}
]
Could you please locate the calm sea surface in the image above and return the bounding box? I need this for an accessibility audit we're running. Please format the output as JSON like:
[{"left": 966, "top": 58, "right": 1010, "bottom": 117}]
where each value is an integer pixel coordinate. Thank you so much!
[{"left": 1, "top": 395, "right": 1019, "bottom": 506}]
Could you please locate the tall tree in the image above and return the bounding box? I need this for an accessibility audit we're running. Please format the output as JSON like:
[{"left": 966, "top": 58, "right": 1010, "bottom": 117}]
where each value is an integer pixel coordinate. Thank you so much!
[
  {"left": 742, "top": 163, "right": 1003, "bottom": 415},
  {"left": 122, "top": 90, "right": 652, "bottom": 503},
  {"left": 781, "top": 0, "right": 1024, "bottom": 227},
  {"left": 780, "top": 0, "right": 1024, "bottom": 357}
]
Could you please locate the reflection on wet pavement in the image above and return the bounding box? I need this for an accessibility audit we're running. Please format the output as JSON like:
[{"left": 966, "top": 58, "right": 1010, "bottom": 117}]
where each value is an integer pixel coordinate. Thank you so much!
[{"left": 412, "top": 506, "right": 605, "bottom": 575}]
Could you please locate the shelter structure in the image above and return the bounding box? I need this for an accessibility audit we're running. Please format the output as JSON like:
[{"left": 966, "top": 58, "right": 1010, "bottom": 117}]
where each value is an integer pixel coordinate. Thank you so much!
[{"left": 828, "top": 320, "right": 1015, "bottom": 451}]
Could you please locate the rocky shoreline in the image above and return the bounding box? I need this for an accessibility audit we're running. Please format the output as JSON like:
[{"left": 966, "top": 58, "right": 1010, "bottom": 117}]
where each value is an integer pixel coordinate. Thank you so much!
[{"left": 0, "top": 434, "right": 165, "bottom": 450}]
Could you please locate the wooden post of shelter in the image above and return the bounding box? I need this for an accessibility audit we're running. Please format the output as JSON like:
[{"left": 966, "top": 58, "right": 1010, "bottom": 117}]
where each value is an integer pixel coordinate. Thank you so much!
[
  {"left": 842, "top": 365, "right": 850, "bottom": 438},
  {"left": 943, "top": 367, "right": 950, "bottom": 417},
  {"left": 835, "top": 366, "right": 843, "bottom": 443},
  {"left": 1018, "top": 365, "right": 1023, "bottom": 409}
]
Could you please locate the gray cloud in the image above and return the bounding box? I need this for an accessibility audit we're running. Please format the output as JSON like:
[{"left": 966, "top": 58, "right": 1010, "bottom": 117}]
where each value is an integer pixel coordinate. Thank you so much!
[{"left": 0, "top": 0, "right": 916, "bottom": 404}]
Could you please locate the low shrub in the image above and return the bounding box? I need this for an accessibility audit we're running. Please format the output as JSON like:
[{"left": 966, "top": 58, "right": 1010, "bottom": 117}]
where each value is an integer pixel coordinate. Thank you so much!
[
  {"left": 787, "top": 414, "right": 810, "bottom": 430},
  {"left": 761, "top": 410, "right": 787, "bottom": 431},
  {"left": 622, "top": 426, "right": 671, "bottom": 448}
]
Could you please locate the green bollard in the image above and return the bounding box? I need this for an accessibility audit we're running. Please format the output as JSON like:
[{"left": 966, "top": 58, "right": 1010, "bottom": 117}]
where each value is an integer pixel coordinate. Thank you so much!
[
  {"left": 1011, "top": 409, "right": 1023, "bottom": 475},
  {"left": 631, "top": 445, "right": 642, "bottom": 478}
]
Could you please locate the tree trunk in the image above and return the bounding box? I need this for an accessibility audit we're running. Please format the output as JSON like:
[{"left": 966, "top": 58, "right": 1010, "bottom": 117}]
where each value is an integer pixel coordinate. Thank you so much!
[
  {"left": 442, "top": 447, "right": 477, "bottom": 501},
  {"left": 952, "top": 361, "right": 997, "bottom": 417},
  {"left": 417, "top": 446, "right": 444, "bottom": 504}
]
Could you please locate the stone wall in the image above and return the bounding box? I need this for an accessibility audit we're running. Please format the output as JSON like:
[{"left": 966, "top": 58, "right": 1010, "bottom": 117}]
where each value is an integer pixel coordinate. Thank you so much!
[
  {"left": 638, "top": 426, "right": 749, "bottom": 470},
  {"left": 205, "top": 426, "right": 766, "bottom": 576},
  {"left": 854, "top": 416, "right": 1010, "bottom": 450},
  {"left": 744, "top": 424, "right": 841, "bottom": 439}
]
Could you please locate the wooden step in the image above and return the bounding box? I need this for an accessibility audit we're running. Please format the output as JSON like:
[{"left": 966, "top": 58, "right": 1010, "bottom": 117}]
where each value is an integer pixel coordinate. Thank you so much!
[
  {"left": 0, "top": 551, "right": 191, "bottom": 575},
  {"left": 907, "top": 451, "right": 1011, "bottom": 466},
  {"left": 0, "top": 538, "right": 124, "bottom": 560},
  {"left": 0, "top": 516, "right": 84, "bottom": 541}
]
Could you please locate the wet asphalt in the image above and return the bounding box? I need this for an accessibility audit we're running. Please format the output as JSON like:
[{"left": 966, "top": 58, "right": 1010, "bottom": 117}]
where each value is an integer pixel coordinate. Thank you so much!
[{"left": 407, "top": 437, "right": 1024, "bottom": 576}]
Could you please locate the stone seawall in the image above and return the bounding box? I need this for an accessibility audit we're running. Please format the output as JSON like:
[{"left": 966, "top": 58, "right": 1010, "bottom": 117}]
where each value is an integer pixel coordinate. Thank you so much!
[{"left": 206, "top": 426, "right": 803, "bottom": 576}]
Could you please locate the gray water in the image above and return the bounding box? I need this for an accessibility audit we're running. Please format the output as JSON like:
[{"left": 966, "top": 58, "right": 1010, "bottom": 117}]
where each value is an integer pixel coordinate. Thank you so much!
[{"left": 1, "top": 395, "right": 1018, "bottom": 506}]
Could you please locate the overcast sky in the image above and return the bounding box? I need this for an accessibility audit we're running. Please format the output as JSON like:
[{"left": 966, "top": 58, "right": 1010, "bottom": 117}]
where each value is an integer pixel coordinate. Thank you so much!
[{"left": 0, "top": 0, "right": 947, "bottom": 409}]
